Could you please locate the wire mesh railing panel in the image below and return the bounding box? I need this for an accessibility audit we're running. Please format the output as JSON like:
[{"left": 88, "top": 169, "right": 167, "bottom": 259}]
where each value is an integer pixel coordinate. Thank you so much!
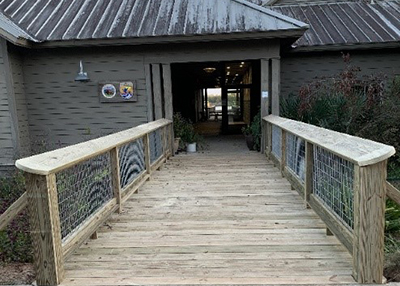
[
  {"left": 118, "top": 138, "right": 145, "bottom": 189},
  {"left": 150, "top": 129, "right": 163, "bottom": 164},
  {"left": 271, "top": 125, "right": 282, "bottom": 159},
  {"left": 286, "top": 132, "right": 306, "bottom": 182},
  {"left": 56, "top": 153, "right": 113, "bottom": 240},
  {"left": 313, "top": 146, "right": 354, "bottom": 230}
]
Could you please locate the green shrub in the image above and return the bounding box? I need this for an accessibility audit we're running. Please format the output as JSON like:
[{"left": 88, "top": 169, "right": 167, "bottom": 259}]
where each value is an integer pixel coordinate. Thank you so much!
[
  {"left": 281, "top": 54, "right": 400, "bottom": 246},
  {"left": 0, "top": 171, "right": 32, "bottom": 263}
]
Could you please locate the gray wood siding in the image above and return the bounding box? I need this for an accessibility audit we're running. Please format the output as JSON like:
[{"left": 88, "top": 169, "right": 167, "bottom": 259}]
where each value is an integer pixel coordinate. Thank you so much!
[
  {"left": 281, "top": 50, "right": 400, "bottom": 98},
  {"left": 9, "top": 49, "right": 30, "bottom": 157},
  {"left": 23, "top": 47, "right": 148, "bottom": 152},
  {"left": 0, "top": 43, "right": 14, "bottom": 166},
  {"left": 20, "top": 40, "right": 279, "bottom": 153},
  {"left": 145, "top": 39, "right": 280, "bottom": 64}
]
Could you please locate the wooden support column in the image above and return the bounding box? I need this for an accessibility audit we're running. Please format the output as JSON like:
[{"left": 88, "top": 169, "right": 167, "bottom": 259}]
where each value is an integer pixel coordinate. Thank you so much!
[
  {"left": 26, "top": 173, "right": 64, "bottom": 286},
  {"left": 352, "top": 161, "right": 387, "bottom": 284},
  {"left": 260, "top": 58, "right": 270, "bottom": 154},
  {"left": 145, "top": 64, "right": 154, "bottom": 122},
  {"left": 271, "top": 58, "right": 280, "bottom": 116},
  {"left": 162, "top": 64, "right": 173, "bottom": 121},
  {"left": 110, "top": 148, "right": 122, "bottom": 213},
  {"left": 152, "top": 64, "right": 163, "bottom": 120},
  {"left": 280, "top": 129, "right": 286, "bottom": 175},
  {"left": 144, "top": 134, "right": 152, "bottom": 177},
  {"left": 266, "top": 122, "right": 272, "bottom": 159},
  {"left": 162, "top": 126, "right": 167, "bottom": 159},
  {"left": 305, "top": 142, "right": 313, "bottom": 208}
]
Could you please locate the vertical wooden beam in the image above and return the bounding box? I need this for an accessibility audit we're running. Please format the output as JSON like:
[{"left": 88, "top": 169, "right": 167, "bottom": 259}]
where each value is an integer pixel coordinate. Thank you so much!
[
  {"left": 26, "top": 173, "right": 64, "bottom": 286},
  {"left": 152, "top": 64, "right": 163, "bottom": 120},
  {"left": 162, "top": 64, "right": 173, "bottom": 120},
  {"left": 1, "top": 39, "right": 23, "bottom": 157},
  {"left": 271, "top": 58, "right": 281, "bottom": 116},
  {"left": 110, "top": 148, "right": 122, "bottom": 213},
  {"left": 260, "top": 58, "right": 269, "bottom": 154},
  {"left": 280, "top": 129, "right": 286, "bottom": 175},
  {"left": 144, "top": 134, "right": 152, "bottom": 177},
  {"left": 305, "top": 142, "right": 314, "bottom": 208},
  {"left": 145, "top": 64, "right": 154, "bottom": 122},
  {"left": 352, "top": 161, "right": 386, "bottom": 284},
  {"left": 162, "top": 126, "right": 167, "bottom": 158},
  {"left": 169, "top": 123, "right": 174, "bottom": 157},
  {"left": 266, "top": 122, "right": 272, "bottom": 159}
]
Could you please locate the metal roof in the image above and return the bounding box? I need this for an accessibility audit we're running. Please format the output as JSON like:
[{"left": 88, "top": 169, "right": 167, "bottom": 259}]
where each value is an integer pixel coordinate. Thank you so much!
[
  {"left": 270, "top": 1, "right": 400, "bottom": 48},
  {"left": 0, "top": 0, "right": 308, "bottom": 44}
]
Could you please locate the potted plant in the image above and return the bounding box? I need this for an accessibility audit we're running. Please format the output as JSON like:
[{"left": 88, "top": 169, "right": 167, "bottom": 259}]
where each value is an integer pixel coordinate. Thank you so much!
[
  {"left": 173, "top": 112, "right": 202, "bottom": 153},
  {"left": 242, "top": 109, "right": 261, "bottom": 151},
  {"left": 173, "top": 113, "right": 186, "bottom": 153},
  {"left": 242, "top": 125, "right": 254, "bottom": 150},
  {"left": 181, "top": 121, "right": 198, "bottom": 153}
]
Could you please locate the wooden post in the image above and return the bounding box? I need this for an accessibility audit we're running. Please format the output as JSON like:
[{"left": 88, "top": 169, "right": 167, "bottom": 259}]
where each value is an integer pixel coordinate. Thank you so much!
[
  {"left": 144, "top": 134, "right": 152, "bottom": 177},
  {"left": 260, "top": 59, "right": 269, "bottom": 154},
  {"left": 352, "top": 161, "right": 387, "bottom": 284},
  {"left": 266, "top": 122, "right": 272, "bottom": 159},
  {"left": 163, "top": 126, "right": 167, "bottom": 158},
  {"left": 271, "top": 58, "right": 280, "bottom": 116},
  {"left": 26, "top": 173, "right": 64, "bottom": 286},
  {"left": 152, "top": 64, "right": 163, "bottom": 120},
  {"left": 170, "top": 123, "right": 174, "bottom": 157},
  {"left": 305, "top": 142, "right": 313, "bottom": 208},
  {"left": 162, "top": 64, "right": 173, "bottom": 121},
  {"left": 280, "top": 129, "right": 286, "bottom": 175},
  {"left": 110, "top": 148, "right": 122, "bottom": 213}
]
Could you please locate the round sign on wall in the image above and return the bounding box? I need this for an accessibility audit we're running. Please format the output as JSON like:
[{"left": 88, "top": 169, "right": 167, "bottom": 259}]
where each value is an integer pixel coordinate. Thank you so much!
[{"left": 102, "top": 84, "right": 116, "bottom": 99}]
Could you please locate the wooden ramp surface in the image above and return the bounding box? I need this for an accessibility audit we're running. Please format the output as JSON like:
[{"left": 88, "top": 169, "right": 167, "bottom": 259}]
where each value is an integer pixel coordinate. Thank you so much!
[{"left": 62, "top": 136, "right": 355, "bottom": 285}]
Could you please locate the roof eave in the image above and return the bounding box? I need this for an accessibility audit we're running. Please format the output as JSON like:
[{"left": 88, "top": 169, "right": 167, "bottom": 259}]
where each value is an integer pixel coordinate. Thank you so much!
[
  {"left": 0, "top": 28, "right": 32, "bottom": 47},
  {"left": 30, "top": 29, "right": 308, "bottom": 49},
  {"left": 288, "top": 41, "right": 400, "bottom": 53}
]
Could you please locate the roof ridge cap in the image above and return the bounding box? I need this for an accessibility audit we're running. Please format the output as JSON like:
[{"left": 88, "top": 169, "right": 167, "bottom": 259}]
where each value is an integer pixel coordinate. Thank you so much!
[{"left": 232, "top": 0, "right": 309, "bottom": 28}]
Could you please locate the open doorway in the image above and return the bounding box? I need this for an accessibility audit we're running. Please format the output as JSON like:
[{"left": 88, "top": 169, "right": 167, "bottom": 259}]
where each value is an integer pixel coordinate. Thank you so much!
[{"left": 171, "top": 61, "right": 260, "bottom": 135}]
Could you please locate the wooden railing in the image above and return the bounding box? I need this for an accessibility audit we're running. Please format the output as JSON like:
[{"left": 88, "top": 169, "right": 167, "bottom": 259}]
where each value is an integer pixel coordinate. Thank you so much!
[
  {"left": 263, "top": 115, "right": 396, "bottom": 284},
  {"left": 14, "top": 119, "right": 173, "bottom": 286}
]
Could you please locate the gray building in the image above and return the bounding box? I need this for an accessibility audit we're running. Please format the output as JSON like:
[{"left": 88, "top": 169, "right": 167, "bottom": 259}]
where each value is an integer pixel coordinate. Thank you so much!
[
  {"left": 0, "top": 0, "right": 399, "bottom": 171},
  {"left": 268, "top": 0, "right": 400, "bottom": 97}
]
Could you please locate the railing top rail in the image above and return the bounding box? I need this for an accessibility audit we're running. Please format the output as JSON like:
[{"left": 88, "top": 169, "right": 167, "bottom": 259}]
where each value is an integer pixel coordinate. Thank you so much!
[
  {"left": 264, "top": 115, "right": 395, "bottom": 166},
  {"left": 16, "top": 119, "right": 171, "bottom": 176}
]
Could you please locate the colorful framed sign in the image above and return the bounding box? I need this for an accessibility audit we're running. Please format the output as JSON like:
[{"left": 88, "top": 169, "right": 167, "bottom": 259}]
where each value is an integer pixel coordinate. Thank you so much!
[{"left": 99, "top": 81, "right": 138, "bottom": 103}]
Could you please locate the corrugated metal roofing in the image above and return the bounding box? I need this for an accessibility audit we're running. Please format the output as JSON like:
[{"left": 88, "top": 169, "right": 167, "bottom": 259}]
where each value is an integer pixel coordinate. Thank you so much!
[
  {"left": 270, "top": 1, "right": 400, "bottom": 48},
  {"left": 0, "top": 0, "right": 308, "bottom": 43}
]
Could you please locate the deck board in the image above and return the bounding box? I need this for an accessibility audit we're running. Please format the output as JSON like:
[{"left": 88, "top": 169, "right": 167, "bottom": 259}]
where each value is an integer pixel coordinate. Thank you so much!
[{"left": 61, "top": 136, "right": 355, "bottom": 285}]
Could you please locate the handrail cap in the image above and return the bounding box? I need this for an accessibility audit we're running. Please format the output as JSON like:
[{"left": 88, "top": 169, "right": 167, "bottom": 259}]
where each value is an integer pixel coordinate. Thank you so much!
[
  {"left": 16, "top": 119, "right": 172, "bottom": 176},
  {"left": 264, "top": 115, "right": 395, "bottom": 166}
]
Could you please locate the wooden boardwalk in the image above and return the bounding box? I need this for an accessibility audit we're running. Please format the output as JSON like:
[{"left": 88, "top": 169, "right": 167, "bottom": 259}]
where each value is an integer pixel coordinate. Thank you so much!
[{"left": 61, "top": 136, "right": 355, "bottom": 285}]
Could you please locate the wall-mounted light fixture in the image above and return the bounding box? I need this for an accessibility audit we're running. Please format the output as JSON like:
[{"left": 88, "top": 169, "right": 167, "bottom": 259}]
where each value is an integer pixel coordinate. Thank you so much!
[
  {"left": 203, "top": 67, "right": 216, "bottom": 74},
  {"left": 75, "top": 60, "right": 90, "bottom": 82}
]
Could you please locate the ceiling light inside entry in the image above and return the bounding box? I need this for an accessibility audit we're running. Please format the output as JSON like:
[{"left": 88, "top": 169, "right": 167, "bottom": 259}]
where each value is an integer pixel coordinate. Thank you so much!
[{"left": 203, "top": 67, "right": 216, "bottom": 73}]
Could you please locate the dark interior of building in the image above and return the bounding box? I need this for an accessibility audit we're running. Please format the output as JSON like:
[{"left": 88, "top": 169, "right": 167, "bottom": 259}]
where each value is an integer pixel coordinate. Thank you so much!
[{"left": 171, "top": 60, "right": 261, "bottom": 135}]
